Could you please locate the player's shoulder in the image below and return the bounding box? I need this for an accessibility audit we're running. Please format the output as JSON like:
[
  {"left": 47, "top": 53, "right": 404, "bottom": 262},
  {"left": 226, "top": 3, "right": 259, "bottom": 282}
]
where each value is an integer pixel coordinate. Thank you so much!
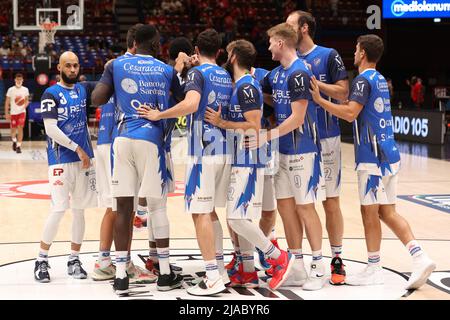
[
  {"left": 43, "top": 84, "right": 60, "bottom": 96},
  {"left": 292, "top": 58, "right": 312, "bottom": 76}
]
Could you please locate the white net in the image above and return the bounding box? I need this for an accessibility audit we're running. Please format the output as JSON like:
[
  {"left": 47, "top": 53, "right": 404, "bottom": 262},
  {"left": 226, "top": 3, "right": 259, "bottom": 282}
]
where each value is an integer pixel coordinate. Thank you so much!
[{"left": 38, "top": 20, "right": 58, "bottom": 53}]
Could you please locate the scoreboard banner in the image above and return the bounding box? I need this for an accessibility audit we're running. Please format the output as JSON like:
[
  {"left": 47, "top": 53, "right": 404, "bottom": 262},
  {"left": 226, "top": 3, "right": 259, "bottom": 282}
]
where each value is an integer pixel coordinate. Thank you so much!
[
  {"left": 383, "top": 0, "right": 450, "bottom": 19},
  {"left": 392, "top": 109, "right": 445, "bottom": 144}
]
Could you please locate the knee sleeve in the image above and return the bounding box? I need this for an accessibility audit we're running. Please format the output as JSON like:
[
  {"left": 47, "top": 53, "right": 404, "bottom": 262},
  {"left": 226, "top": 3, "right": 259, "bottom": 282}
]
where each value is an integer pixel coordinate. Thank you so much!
[
  {"left": 147, "top": 213, "right": 154, "bottom": 242},
  {"left": 228, "top": 219, "right": 270, "bottom": 252},
  {"left": 71, "top": 209, "right": 85, "bottom": 244},
  {"left": 41, "top": 210, "right": 65, "bottom": 245},
  {"left": 151, "top": 208, "right": 169, "bottom": 239}
]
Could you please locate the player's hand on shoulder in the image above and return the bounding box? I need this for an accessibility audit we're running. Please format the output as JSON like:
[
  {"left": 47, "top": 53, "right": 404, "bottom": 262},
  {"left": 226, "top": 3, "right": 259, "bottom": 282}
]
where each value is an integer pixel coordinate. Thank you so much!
[
  {"left": 137, "top": 104, "right": 161, "bottom": 121},
  {"left": 309, "top": 75, "right": 322, "bottom": 103}
]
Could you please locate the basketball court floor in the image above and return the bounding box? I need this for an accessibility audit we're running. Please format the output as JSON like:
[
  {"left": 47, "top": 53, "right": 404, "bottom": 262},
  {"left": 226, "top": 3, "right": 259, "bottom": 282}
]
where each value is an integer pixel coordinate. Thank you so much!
[{"left": 0, "top": 137, "right": 449, "bottom": 300}]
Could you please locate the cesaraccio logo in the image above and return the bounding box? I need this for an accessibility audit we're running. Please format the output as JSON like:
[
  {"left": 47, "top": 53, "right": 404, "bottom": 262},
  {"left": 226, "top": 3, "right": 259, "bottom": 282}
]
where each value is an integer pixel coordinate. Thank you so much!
[{"left": 391, "top": 0, "right": 450, "bottom": 17}]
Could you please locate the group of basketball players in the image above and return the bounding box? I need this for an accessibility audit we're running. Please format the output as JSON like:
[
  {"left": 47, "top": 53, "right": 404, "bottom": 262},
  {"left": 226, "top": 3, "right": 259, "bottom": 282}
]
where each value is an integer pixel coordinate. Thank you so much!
[{"left": 33, "top": 10, "right": 436, "bottom": 297}]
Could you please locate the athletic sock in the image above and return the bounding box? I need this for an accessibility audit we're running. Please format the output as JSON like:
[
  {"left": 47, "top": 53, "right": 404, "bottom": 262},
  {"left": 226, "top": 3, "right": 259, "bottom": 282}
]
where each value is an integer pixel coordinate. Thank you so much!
[
  {"left": 98, "top": 251, "right": 111, "bottom": 268},
  {"left": 116, "top": 251, "right": 128, "bottom": 279},
  {"left": 37, "top": 249, "right": 49, "bottom": 262},
  {"left": 157, "top": 247, "right": 170, "bottom": 275},
  {"left": 205, "top": 260, "right": 220, "bottom": 281},
  {"left": 368, "top": 251, "right": 381, "bottom": 267},
  {"left": 331, "top": 245, "right": 343, "bottom": 258},
  {"left": 406, "top": 240, "right": 424, "bottom": 259}
]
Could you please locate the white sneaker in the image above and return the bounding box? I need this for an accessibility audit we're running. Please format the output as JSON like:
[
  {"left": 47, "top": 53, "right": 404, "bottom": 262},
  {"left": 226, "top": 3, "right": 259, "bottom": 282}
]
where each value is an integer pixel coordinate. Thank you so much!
[
  {"left": 187, "top": 277, "right": 226, "bottom": 296},
  {"left": 283, "top": 265, "right": 308, "bottom": 287},
  {"left": 346, "top": 265, "right": 384, "bottom": 286},
  {"left": 190, "top": 273, "right": 230, "bottom": 286},
  {"left": 303, "top": 262, "right": 326, "bottom": 291},
  {"left": 405, "top": 254, "right": 436, "bottom": 290}
]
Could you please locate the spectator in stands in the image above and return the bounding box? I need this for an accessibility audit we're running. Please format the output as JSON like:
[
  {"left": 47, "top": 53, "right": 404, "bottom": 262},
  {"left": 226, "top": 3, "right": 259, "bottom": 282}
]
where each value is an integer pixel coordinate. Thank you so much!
[
  {"left": 0, "top": 43, "right": 10, "bottom": 56},
  {"left": 407, "top": 76, "right": 425, "bottom": 108},
  {"left": 330, "top": 0, "right": 339, "bottom": 16},
  {"left": 79, "top": 74, "right": 87, "bottom": 82}
]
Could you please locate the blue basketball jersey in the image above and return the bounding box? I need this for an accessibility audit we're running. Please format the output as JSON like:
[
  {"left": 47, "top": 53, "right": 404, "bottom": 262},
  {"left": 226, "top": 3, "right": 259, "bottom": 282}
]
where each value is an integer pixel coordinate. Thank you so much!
[
  {"left": 228, "top": 74, "right": 266, "bottom": 168},
  {"left": 41, "top": 82, "right": 95, "bottom": 165},
  {"left": 348, "top": 68, "right": 401, "bottom": 175},
  {"left": 261, "top": 58, "right": 320, "bottom": 155},
  {"left": 298, "top": 45, "right": 347, "bottom": 140},
  {"left": 184, "top": 63, "right": 233, "bottom": 157},
  {"left": 97, "top": 96, "right": 118, "bottom": 145},
  {"left": 99, "top": 54, "right": 181, "bottom": 146}
]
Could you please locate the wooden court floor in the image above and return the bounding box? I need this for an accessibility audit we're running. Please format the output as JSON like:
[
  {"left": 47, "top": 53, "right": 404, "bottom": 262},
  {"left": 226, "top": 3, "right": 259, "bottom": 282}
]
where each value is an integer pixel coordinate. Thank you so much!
[{"left": 0, "top": 139, "right": 449, "bottom": 300}]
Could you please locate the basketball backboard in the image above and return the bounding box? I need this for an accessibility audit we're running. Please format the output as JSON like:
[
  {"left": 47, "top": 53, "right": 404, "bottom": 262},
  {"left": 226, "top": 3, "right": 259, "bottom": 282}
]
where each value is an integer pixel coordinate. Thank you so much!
[{"left": 13, "top": 0, "right": 84, "bottom": 31}]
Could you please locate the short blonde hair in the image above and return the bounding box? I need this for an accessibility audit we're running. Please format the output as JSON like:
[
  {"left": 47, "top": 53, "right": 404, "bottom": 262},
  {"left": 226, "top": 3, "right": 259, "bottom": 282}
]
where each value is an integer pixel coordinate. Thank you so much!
[{"left": 267, "top": 23, "right": 298, "bottom": 48}]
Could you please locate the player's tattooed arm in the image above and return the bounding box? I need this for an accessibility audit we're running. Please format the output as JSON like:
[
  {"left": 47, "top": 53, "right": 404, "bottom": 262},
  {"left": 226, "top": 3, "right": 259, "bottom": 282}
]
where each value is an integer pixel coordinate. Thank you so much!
[{"left": 310, "top": 76, "right": 362, "bottom": 122}]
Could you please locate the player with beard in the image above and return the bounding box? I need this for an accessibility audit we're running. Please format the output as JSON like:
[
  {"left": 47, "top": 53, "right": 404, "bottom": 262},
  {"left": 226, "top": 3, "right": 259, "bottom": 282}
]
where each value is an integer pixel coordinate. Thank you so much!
[{"left": 34, "top": 51, "right": 97, "bottom": 282}]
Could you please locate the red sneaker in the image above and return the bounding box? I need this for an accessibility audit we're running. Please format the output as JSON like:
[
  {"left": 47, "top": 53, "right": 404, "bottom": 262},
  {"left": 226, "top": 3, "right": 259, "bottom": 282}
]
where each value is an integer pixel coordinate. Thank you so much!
[
  {"left": 267, "top": 250, "right": 295, "bottom": 290},
  {"left": 271, "top": 238, "right": 280, "bottom": 249},
  {"left": 145, "top": 258, "right": 155, "bottom": 273},
  {"left": 229, "top": 263, "right": 243, "bottom": 287},
  {"left": 265, "top": 239, "right": 280, "bottom": 277},
  {"left": 225, "top": 252, "right": 237, "bottom": 270}
]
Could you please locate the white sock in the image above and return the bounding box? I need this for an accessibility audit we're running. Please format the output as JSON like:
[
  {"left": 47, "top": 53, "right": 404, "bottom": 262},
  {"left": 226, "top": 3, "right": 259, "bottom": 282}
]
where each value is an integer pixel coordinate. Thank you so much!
[
  {"left": 331, "top": 245, "right": 343, "bottom": 258},
  {"left": 288, "top": 248, "right": 304, "bottom": 270},
  {"left": 69, "top": 250, "right": 80, "bottom": 261},
  {"left": 17, "top": 142, "right": 22, "bottom": 147},
  {"left": 368, "top": 251, "right": 381, "bottom": 267},
  {"left": 312, "top": 250, "right": 323, "bottom": 265},
  {"left": 212, "top": 220, "right": 224, "bottom": 275},
  {"left": 205, "top": 259, "right": 220, "bottom": 281},
  {"left": 263, "top": 241, "right": 281, "bottom": 259},
  {"left": 116, "top": 251, "right": 128, "bottom": 279},
  {"left": 98, "top": 251, "right": 111, "bottom": 268},
  {"left": 406, "top": 240, "right": 424, "bottom": 259},
  {"left": 37, "top": 249, "right": 49, "bottom": 262},
  {"left": 149, "top": 246, "right": 158, "bottom": 263},
  {"left": 270, "top": 228, "right": 276, "bottom": 241},
  {"left": 237, "top": 234, "right": 254, "bottom": 273},
  {"left": 12, "top": 137, "right": 17, "bottom": 143},
  {"left": 242, "top": 252, "right": 254, "bottom": 273},
  {"left": 136, "top": 205, "right": 148, "bottom": 219},
  {"left": 157, "top": 247, "right": 170, "bottom": 275}
]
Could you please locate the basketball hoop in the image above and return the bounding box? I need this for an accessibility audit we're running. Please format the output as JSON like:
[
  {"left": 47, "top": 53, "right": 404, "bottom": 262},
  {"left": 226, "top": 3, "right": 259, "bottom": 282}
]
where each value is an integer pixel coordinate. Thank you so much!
[{"left": 38, "top": 21, "right": 58, "bottom": 53}]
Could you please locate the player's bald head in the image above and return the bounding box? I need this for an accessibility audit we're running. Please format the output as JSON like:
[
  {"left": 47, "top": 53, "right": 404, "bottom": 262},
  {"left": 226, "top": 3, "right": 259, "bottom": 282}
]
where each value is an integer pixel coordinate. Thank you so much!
[
  {"left": 59, "top": 51, "right": 79, "bottom": 65},
  {"left": 58, "top": 51, "right": 80, "bottom": 85}
]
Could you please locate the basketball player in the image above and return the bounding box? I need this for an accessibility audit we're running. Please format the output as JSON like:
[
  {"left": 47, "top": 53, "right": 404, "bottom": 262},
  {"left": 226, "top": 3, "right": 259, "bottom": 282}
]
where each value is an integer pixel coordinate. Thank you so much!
[
  {"left": 138, "top": 29, "right": 233, "bottom": 296},
  {"left": 92, "top": 24, "right": 156, "bottom": 284},
  {"left": 287, "top": 10, "right": 349, "bottom": 285},
  {"left": 34, "top": 51, "right": 97, "bottom": 282},
  {"left": 260, "top": 23, "right": 326, "bottom": 290},
  {"left": 92, "top": 25, "right": 184, "bottom": 295},
  {"left": 204, "top": 39, "right": 295, "bottom": 290},
  {"left": 4, "top": 73, "right": 29, "bottom": 154},
  {"left": 252, "top": 66, "right": 281, "bottom": 272},
  {"left": 144, "top": 36, "right": 194, "bottom": 276},
  {"left": 221, "top": 41, "right": 279, "bottom": 274},
  {"left": 310, "top": 34, "right": 436, "bottom": 289}
]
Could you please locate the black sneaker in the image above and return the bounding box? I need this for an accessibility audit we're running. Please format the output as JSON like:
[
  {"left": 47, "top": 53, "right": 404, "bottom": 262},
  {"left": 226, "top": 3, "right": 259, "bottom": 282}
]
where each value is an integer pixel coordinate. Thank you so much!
[
  {"left": 113, "top": 276, "right": 129, "bottom": 295},
  {"left": 157, "top": 272, "right": 183, "bottom": 291},
  {"left": 16, "top": 146, "right": 22, "bottom": 154},
  {"left": 34, "top": 260, "right": 51, "bottom": 283},
  {"left": 12, "top": 141, "right": 17, "bottom": 151},
  {"left": 147, "top": 260, "right": 183, "bottom": 276},
  {"left": 67, "top": 259, "right": 88, "bottom": 279}
]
